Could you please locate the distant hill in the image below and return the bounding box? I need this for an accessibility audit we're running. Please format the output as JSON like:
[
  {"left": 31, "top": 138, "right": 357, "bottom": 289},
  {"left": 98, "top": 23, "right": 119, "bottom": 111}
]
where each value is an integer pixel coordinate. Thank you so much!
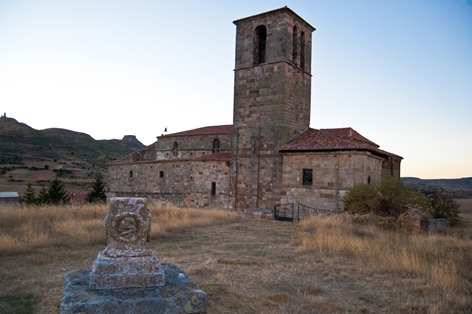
[
  {"left": 0, "top": 116, "right": 144, "bottom": 168},
  {"left": 0, "top": 116, "right": 145, "bottom": 198},
  {"left": 402, "top": 177, "right": 472, "bottom": 199}
]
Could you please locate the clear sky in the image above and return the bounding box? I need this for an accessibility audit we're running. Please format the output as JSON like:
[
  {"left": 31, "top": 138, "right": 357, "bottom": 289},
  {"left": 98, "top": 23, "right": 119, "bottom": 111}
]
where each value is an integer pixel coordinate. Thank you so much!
[{"left": 1, "top": 0, "right": 471, "bottom": 179}]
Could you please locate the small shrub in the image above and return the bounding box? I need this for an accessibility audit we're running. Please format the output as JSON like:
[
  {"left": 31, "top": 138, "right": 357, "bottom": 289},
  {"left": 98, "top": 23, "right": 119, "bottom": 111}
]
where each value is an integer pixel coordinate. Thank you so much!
[
  {"left": 343, "top": 176, "right": 428, "bottom": 217},
  {"left": 428, "top": 192, "right": 460, "bottom": 225}
]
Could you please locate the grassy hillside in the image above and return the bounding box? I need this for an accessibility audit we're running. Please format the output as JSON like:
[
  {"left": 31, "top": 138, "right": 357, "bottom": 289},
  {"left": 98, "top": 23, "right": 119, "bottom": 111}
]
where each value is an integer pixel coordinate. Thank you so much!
[
  {"left": 0, "top": 116, "right": 145, "bottom": 197},
  {"left": 0, "top": 116, "right": 144, "bottom": 167},
  {"left": 402, "top": 177, "right": 472, "bottom": 198}
]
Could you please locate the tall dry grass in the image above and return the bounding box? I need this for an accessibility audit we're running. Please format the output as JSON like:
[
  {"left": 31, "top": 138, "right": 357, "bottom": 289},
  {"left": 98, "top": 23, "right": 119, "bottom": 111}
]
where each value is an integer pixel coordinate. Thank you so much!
[
  {"left": 0, "top": 204, "right": 107, "bottom": 253},
  {"left": 0, "top": 203, "right": 241, "bottom": 254},
  {"left": 297, "top": 214, "right": 472, "bottom": 311}
]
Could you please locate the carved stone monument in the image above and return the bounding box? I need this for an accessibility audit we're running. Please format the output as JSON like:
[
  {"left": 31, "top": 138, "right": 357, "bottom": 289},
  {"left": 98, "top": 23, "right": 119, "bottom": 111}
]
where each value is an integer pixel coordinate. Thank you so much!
[
  {"left": 61, "top": 197, "right": 207, "bottom": 314},
  {"left": 89, "top": 197, "right": 165, "bottom": 289}
]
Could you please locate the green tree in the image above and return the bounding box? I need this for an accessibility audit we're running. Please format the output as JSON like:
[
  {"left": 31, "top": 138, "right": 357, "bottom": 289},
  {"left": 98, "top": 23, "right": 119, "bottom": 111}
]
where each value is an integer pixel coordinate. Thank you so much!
[
  {"left": 38, "top": 186, "right": 49, "bottom": 205},
  {"left": 428, "top": 192, "right": 460, "bottom": 224},
  {"left": 343, "top": 176, "right": 428, "bottom": 217},
  {"left": 86, "top": 172, "right": 106, "bottom": 203},
  {"left": 22, "top": 182, "right": 37, "bottom": 205},
  {"left": 47, "top": 179, "right": 70, "bottom": 205}
]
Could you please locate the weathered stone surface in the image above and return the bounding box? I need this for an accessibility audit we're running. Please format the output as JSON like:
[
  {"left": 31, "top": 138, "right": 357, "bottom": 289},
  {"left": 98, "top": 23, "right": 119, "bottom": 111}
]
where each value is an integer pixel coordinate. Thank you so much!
[
  {"left": 89, "top": 197, "right": 165, "bottom": 289},
  {"left": 61, "top": 263, "right": 207, "bottom": 314},
  {"left": 401, "top": 210, "right": 429, "bottom": 233},
  {"left": 280, "top": 151, "right": 384, "bottom": 211},
  {"left": 428, "top": 218, "right": 449, "bottom": 232},
  {"left": 89, "top": 251, "right": 165, "bottom": 290},
  {"left": 104, "top": 197, "right": 152, "bottom": 256}
]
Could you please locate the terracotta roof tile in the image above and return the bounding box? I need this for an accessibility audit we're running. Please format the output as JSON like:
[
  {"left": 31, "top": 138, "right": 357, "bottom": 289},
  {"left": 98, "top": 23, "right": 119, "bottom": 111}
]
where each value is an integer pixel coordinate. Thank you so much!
[
  {"left": 320, "top": 127, "right": 379, "bottom": 147},
  {"left": 160, "top": 125, "right": 232, "bottom": 137},
  {"left": 193, "top": 152, "right": 231, "bottom": 161},
  {"left": 280, "top": 128, "right": 402, "bottom": 158}
]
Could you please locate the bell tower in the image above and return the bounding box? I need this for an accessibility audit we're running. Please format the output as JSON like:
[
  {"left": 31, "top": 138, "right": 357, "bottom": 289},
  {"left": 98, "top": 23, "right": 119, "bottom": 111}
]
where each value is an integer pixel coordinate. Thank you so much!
[{"left": 230, "top": 7, "right": 316, "bottom": 210}]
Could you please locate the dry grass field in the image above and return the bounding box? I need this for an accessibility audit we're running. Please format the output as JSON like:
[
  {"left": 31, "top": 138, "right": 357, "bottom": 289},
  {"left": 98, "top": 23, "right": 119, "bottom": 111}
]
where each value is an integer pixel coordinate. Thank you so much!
[
  {"left": 456, "top": 198, "right": 472, "bottom": 221},
  {"left": 1, "top": 204, "right": 471, "bottom": 314}
]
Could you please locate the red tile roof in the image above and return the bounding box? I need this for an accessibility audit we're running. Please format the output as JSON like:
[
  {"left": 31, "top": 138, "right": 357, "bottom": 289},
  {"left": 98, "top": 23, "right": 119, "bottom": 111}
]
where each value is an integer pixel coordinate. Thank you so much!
[
  {"left": 193, "top": 152, "right": 231, "bottom": 162},
  {"left": 320, "top": 127, "right": 379, "bottom": 147},
  {"left": 279, "top": 128, "right": 402, "bottom": 158},
  {"left": 160, "top": 125, "right": 232, "bottom": 137}
]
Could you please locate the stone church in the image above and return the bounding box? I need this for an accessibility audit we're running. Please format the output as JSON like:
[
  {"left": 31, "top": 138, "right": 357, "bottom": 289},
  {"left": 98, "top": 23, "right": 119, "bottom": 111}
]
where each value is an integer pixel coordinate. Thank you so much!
[{"left": 107, "top": 7, "right": 402, "bottom": 213}]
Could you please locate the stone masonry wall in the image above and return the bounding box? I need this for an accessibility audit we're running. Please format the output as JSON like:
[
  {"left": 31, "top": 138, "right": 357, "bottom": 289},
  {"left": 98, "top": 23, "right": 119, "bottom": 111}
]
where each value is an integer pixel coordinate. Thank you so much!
[
  {"left": 230, "top": 8, "right": 314, "bottom": 211},
  {"left": 156, "top": 133, "right": 231, "bottom": 160},
  {"left": 280, "top": 151, "right": 383, "bottom": 211},
  {"left": 381, "top": 157, "right": 402, "bottom": 180},
  {"left": 108, "top": 159, "right": 231, "bottom": 209},
  {"left": 234, "top": 8, "right": 314, "bottom": 73}
]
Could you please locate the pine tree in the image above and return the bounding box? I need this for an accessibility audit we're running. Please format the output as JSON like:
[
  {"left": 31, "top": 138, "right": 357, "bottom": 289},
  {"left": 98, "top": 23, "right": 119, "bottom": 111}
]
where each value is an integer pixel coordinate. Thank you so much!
[
  {"left": 47, "top": 179, "right": 70, "bottom": 205},
  {"left": 22, "top": 182, "right": 37, "bottom": 205},
  {"left": 38, "top": 186, "right": 49, "bottom": 205},
  {"left": 86, "top": 172, "right": 107, "bottom": 203}
]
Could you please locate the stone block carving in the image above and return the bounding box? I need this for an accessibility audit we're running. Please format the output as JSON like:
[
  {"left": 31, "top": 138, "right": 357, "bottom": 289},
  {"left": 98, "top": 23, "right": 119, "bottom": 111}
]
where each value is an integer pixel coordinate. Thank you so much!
[
  {"left": 89, "top": 197, "right": 165, "bottom": 289},
  {"left": 61, "top": 197, "right": 208, "bottom": 313}
]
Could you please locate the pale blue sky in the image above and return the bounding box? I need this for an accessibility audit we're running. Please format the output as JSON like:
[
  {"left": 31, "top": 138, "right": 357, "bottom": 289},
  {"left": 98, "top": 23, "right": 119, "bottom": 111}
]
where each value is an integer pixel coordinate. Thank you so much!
[{"left": 0, "top": 0, "right": 471, "bottom": 179}]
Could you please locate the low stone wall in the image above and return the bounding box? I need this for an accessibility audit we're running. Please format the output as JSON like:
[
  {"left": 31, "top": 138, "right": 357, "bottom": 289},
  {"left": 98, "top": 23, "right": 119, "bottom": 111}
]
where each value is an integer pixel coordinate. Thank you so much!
[
  {"left": 402, "top": 210, "right": 450, "bottom": 233},
  {"left": 428, "top": 219, "right": 449, "bottom": 232}
]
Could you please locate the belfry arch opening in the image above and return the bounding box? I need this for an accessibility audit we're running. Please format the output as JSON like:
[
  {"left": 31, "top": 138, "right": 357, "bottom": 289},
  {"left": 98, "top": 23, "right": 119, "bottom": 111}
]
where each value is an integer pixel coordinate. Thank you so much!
[
  {"left": 253, "top": 25, "right": 267, "bottom": 65},
  {"left": 292, "top": 25, "right": 299, "bottom": 66},
  {"left": 300, "top": 31, "right": 306, "bottom": 69}
]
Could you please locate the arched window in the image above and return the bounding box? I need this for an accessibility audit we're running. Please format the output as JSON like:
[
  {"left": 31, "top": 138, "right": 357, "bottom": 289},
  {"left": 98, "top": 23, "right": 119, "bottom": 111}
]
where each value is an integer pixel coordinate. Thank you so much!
[
  {"left": 292, "top": 26, "right": 299, "bottom": 66},
  {"left": 212, "top": 138, "right": 220, "bottom": 154},
  {"left": 300, "top": 31, "right": 306, "bottom": 69},
  {"left": 253, "top": 25, "right": 267, "bottom": 65},
  {"left": 172, "top": 142, "right": 178, "bottom": 157}
]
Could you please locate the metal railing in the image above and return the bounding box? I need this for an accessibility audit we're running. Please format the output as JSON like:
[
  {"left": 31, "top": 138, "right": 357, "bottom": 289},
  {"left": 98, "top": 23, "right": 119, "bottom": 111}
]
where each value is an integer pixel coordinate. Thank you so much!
[{"left": 274, "top": 203, "right": 295, "bottom": 221}]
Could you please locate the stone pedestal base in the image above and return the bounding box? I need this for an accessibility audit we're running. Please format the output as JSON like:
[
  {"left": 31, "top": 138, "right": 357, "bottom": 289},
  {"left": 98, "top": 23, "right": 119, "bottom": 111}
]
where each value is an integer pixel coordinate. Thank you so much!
[
  {"left": 61, "top": 263, "right": 207, "bottom": 314},
  {"left": 90, "top": 250, "right": 165, "bottom": 289}
]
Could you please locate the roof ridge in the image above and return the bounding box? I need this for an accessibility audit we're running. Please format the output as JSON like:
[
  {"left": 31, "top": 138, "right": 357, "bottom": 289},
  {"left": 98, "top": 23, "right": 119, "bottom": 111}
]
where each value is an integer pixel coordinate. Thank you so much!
[{"left": 161, "top": 124, "right": 233, "bottom": 137}]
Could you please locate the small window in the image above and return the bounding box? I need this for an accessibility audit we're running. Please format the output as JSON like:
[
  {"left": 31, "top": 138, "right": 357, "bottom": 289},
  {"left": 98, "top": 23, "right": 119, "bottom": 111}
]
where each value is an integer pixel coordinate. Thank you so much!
[
  {"left": 172, "top": 142, "right": 178, "bottom": 157},
  {"left": 129, "top": 171, "right": 133, "bottom": 178},
  {"left": 368, "top": 176, "right": 371, "bottom": 184},
  {"left": 211, "top": 182, "right": 216, "bottom": 198},
  {"left": 302, "top": 169, "right": 312, "bottom": 186},
  {"left": 212, "top": 138, "right": 220, "bottom": 153},
  {"left": 159, "top": 171, "right": 164, "bottom": 178}
]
